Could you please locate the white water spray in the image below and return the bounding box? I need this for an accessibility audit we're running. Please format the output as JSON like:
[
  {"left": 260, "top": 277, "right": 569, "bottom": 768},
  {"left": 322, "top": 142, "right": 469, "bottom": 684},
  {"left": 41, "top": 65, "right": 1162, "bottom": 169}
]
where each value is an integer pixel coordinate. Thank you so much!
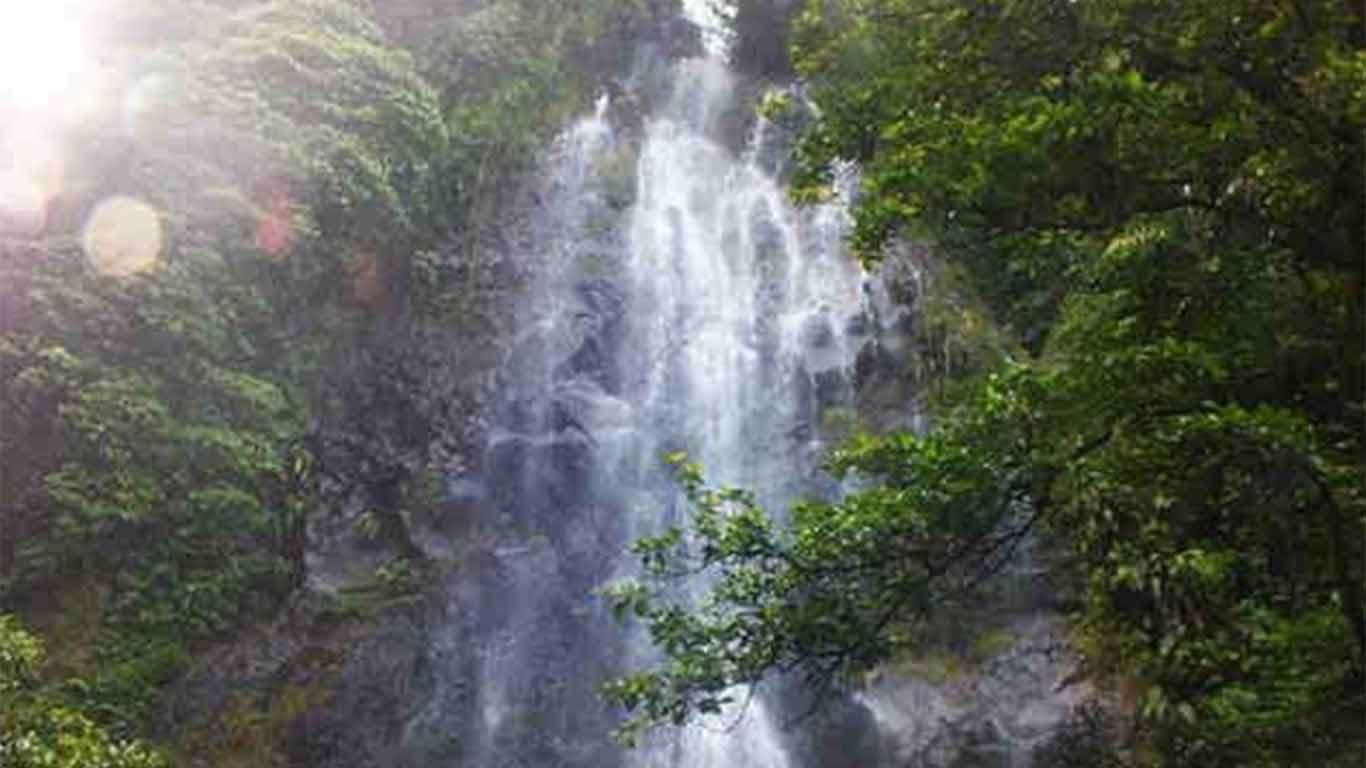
[{"left": 621, "top": 5, "right": 865, "bottom": 766}]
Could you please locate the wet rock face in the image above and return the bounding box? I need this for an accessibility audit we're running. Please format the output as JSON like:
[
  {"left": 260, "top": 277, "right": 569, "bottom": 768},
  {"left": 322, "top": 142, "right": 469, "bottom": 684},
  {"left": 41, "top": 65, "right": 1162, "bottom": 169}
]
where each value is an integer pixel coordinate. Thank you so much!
[
  {"left": 279, "top": 270, "right": 639, "bottom": 768},
  {"left": 654, "top": 15, "right": 704, "bottom": 59},
  {"left": 363, "top": 78, "right": 645, "bottom": 767},
  {"left": 304, "top": 324, "right": 495, "bottom": 588},
  {"left": 487, "top": 431, "right": 595, "bottom": 520},
  {"left": 553, "top": 279, "right": 629, "bottom": 394},
  {"left": 845, "top": 245, "right": 932, "bottom": 434},
  {"left": 484, "top": 278, "right": 630, "bottom": 537},
  {"left": 856, "top": 617, "right": 1092, "bottom": 768},
  {"left": 385, "top": 546, "right": 630, "bottom": 768},
  {"left": 152, "top": 592, "right": 444, "bottom": 768},
  {"left": 287, "top": 610, "right": 440, "bottom": 768},
  {"left": 801, "top": 313, "right": 835, "bottom": 349}
]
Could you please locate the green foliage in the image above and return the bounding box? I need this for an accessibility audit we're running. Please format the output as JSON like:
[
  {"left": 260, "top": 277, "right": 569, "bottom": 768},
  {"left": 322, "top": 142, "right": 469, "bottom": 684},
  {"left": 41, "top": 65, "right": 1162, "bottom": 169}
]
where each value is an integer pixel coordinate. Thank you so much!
[
  {"left": 1, "top": 242, "right": 312, "bottom": 725},
  {"left": 0, "top": 706, "right": 167, "bottom": 768},
  {"left": 0, "top": 615, "right": 166, "bottom": 768},
  {"left": 0, "top": 614, "right": 44, "bottom": 695},
  {"left": 1032, "top": 702, "right": 1131, "bottom": 768},
  {"left": 401, "top": 467, "right": 447, "bottom": 518},
  {"left": 605, "top": 390, "right": 1045, "bottom": 742},
  {"left": 321, "top": 558, "right": 426, "bottom": 622},
  {"left": 888, "top": 626, "right": 1015, "bottom": 685},
  {"left": 173, "top": 680, "right": 332, "bottom": 768},
  {"left": 403, "top": 0, "right": 679, "bottom": 310},
  {"left": 419, "top": 0, "right": 673, "bottom": 232},
  {"left": 610, "top": 1, "right": 1365, "bottom": 764},
  {"left": 968, "top": 627, "right": 1015, "bottom": 662},
  {"left": 907, "top": 258, "right": 1017, "bottom": 388},
  {"left": 790, "top": 0, "right": 1364, "bottom": 349},
  {"left": 128, "top": 0, "right": 456, "bottom": 314},
  {"left": 594, "top": 144, "right": 641, "bottom": 210}
]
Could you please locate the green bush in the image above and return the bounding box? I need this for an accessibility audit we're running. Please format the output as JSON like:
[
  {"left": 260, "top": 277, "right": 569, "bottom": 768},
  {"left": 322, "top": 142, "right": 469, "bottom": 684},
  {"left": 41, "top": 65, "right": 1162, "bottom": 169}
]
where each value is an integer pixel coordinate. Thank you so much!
[{"left": 0, "top": 615, "right": 167, "bottom": 768}]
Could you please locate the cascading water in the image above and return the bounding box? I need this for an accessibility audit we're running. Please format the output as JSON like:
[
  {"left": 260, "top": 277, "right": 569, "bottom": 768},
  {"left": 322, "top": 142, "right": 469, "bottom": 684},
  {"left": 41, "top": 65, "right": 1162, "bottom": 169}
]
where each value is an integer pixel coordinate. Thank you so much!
[
  {"left": 411, "top": 4, "right": 871, "bottom": 765},
  {"left": 617, "top": 25, "right": 866, "bottom": 768},
  {"left": 390, "top": 5, "right": 1083, "bottom": 768}
]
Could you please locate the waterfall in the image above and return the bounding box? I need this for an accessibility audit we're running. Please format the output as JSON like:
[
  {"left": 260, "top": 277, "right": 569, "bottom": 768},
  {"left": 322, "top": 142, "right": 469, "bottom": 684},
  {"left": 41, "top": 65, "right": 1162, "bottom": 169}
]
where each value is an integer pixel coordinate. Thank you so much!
[
  {"left": 412, "top": 4, "right": 871, "bottom": 765},
  {"left": 390, "top": 5, "right": 1082, "bottom": 768},
  {"left": 619, "top": 33, "right": 865, "bottom": 768}
]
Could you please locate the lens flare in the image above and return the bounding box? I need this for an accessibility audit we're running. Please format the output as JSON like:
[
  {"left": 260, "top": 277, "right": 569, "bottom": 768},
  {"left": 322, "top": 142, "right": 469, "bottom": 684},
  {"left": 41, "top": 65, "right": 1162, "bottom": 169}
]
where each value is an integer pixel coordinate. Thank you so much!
[
  {"left": 83, "top": 197, "right": 163, "bottom": 277},
  {"left": 253, "top": 184, "right": 296, "bottom": 258}
]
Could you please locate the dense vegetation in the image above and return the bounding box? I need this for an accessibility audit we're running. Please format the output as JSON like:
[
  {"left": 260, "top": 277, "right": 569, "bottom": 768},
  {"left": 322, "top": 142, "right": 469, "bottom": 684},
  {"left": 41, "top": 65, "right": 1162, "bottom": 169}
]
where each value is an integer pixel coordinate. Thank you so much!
[
  {"left": 1, "top": 616, "right": 165, "bottom": 767},
  {"left": 608, "top": 1, "right": 1366, "bottom": 764},
  {"left": 1, "top": 0, "right": 672, "bottom": 763}
]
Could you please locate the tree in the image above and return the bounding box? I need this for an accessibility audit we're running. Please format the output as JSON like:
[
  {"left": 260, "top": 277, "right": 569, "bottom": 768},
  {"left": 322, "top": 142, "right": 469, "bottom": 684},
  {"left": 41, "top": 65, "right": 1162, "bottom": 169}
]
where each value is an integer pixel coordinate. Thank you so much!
[{"left": 607, "top": 1, "right": 1366, "bottom": 764}]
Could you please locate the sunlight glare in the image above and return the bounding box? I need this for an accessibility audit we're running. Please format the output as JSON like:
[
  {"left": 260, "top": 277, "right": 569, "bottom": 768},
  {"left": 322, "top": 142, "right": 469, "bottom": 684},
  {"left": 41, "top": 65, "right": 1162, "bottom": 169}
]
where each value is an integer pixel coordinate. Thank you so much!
[{"left": 0, "top": 1, "right": 95, "bottom": 116}]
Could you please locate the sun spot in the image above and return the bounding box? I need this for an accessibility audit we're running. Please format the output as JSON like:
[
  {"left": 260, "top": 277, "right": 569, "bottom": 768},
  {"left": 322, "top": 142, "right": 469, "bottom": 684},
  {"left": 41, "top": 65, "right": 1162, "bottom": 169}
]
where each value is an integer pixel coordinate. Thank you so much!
[
  {"left": 0, "top": 2, "right": 95, "bottom": 119},
  {"left": 83, "top": 197, "right": 163, "bottom": 277}
]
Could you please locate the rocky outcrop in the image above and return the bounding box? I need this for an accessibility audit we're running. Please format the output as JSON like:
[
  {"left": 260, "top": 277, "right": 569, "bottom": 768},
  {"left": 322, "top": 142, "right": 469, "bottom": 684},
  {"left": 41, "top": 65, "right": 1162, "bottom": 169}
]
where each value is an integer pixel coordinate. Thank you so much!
[{"left": 858, "top": 617, "right": 1091, "bottom": 768}]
